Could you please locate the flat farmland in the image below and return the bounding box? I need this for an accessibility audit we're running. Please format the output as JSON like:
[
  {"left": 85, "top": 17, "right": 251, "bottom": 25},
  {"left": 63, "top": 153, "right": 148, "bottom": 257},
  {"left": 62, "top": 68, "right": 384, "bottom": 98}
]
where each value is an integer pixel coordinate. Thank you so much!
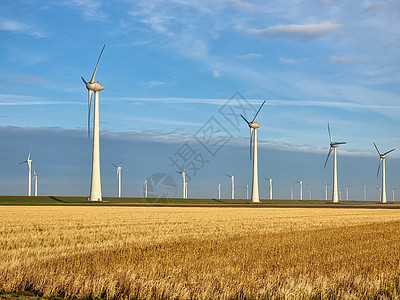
[{"left": 1, "top": 206, "right": 400, "bottom": 299}]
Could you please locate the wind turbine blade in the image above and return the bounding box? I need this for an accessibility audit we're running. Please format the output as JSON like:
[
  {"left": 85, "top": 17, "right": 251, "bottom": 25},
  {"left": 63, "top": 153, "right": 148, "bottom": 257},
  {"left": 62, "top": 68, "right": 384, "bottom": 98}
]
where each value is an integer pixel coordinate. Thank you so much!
[
  {"left": 240, "top": 114, "right": 250, "bottom": 125},
  {"left": 377, "top": 158, "right": 382, "bottom": 177},
  {"left": 232, "top": 169, "right": 237, "bottom": 176},
  {"left": 90, "top": 44, "right": 106, "bottom": 83},
  {"left": 373, "top": 142, "right": 381, "bottom": 155},
  {"left": 81, "top": 76, "right": 88, "bottom": 84},
  {"left": 112, "top": 163, "right": 118, "bottom": 168},
  {"left": 28, "top": 147, "right": 32, "bottom": 160},
  {"left": 327, "top": 123, "right": 333, "bottom": 143},
  {"left": 250, "top": 128, "right": 254, "bottom": 160},
  {"left": 119, "top": 160, "right": 123, "bottom": 166},
  {"left": 251, "top": 100, "right": 266, "bottom": 122},
  {"left": 383, "top": 148, "right": 395, "bottom": 156},
  {"left": 324, "top": 147, "right": 333, "bottom": 168},
  {"left": 336, "top": 142, "right": 347, "bottom": 145},
  {"left": 19, "top": 161, "right": 27, "bottom": 165},
  {"left": 87, "top": 90, "right": 93, "bottom": 138}
]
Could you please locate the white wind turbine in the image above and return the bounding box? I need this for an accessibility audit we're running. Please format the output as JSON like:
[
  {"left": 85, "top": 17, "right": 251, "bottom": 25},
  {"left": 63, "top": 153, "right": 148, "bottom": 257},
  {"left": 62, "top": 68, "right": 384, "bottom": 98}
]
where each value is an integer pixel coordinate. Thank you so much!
[
  {"left": 244, "top": 183, "right": 249, "bottom": 200},
  {"left": 217, "top": 183, "right": 221, "bottom": 200},
  {"left": 241, "top": 100, "right": 266, "bottom": 203},
  {"left": 345, "top": 185, "right": 350, "bottom": 201},
  {"left": 264, "top": 177, "right": 272, "bottom": 200},
  {"left": 324, "top": 123, "right": 346, "bottom": 203},
  {"left": 33, "top": 169, "right": 38, "bottom": 197},
  {"left": 392, "top": 187, "right": 397, "bottom": 202},
  {"left": 82, "top": 44, "right": 106, "bottom": 202},
  {"left": 361, "top": 185, "right": 367, "bottom": 201},
  {"left": 19, "top": 148, "right": 32, "bottom": 196},
  {"left": 308, "top": 187, "right": 312, "bottom": 200},
  {"left": 324, "top": 181, "right": 329, "bottom": 201},
  {"left": 296, "top": 180, "right": 303, "bottom": 200},
  {"left": 177, "top": 170, "right": 186, "bottom": 199},
  {"left": 225, "top": 171, "right": 236, "bottom": 200},
  {"left": 112, "top": 161, "right": 122, "bottom": 198},
  {"left": 144, "top": 179, "right": 148, "bottom": 198},
  {"left": 373, "top": 142, "right": 395, "bottom": 204}
]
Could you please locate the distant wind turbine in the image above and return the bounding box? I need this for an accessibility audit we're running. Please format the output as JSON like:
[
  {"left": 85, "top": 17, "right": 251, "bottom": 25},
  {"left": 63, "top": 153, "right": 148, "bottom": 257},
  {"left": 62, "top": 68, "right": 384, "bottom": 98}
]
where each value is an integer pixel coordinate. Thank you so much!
[
  {"left": 225, "top": 171, "right": 236, "bottom": 200},
  {"left": 324, "top": 181, "right": 329, "bottom": 201},
  {"left": 361, "top": 185, "right": 367, "bottom": 201},
  {"left": 373, "top": 142, "right": 395, "bottom": 204},
  {"left": 309, "top": 187, "right": 312, "bottom": 200},
  {"left": 345, "top": 185, "right": 350, "bottom": 201},
  {"left": 265, "top": 177, "right": 272, "bottom": 200},
  {"left": 177, "top": 170, "right": 187, "bottom": 199},
  {"left": 144, "top": 179, "right": 148, "bottom": 198},
  {"left": 244, "top": 183, "right": 249, "bottom": 200},
  {"left": 217, "top": 183, "right": 221, "bottom": 200},
  {"left": 20, "top": 148, "right": 32, "bottom": 196},
  {"left": 82, "top": 44, "right": 106, "bottom": 201},
  {"left": 324, "top": 123, "right": 346, "bottom": 203},
  {"left": 392, "top": 187, "right": 397, "bottom": 202},
  {"left": 376, "top": 187, "right": 382, "bottom": 202},
  {"left": 241, "top": 100, "right": 266, "bottom": 203},
  {"left": 290, "top": 186, "right": 294, "bottom": 200},
  {"left": 296, "top": 180, "right": 303, "bottom": 200},
  {"left": 33, "top": 169, "right": 38, "bottom": 197},
  {"left": 112, "top": 161, "right": 123, "bottom": 198}
]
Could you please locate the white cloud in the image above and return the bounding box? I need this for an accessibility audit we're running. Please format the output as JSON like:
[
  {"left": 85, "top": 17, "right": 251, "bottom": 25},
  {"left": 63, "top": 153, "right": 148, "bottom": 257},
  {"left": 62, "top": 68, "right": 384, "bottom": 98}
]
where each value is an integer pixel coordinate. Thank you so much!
[
  {"left": 0, "top": 19, "right": 46, "bottom": 38},
  {"left": 229, "top": 0, "right": 254, "bottom": 10},
  {"left": 280, "top": 58, "right": 296, "bottom": 64},
  {"left": 248, "top": 21, "right": 344, "bottom": 39},
  {"left": 366, "top": 1, "right": 388, "bottom": 12},
  {"left": 235, "top": 53, "right": 262, "bottom": 60},
  {"left": 213, "top": 70, "right": 221, "bottom": 78},
  {"left": 62, "top": 0, "right": 106, "bottom": 21},
  {"left": 329, "top": 56, "right": 356, "bottom": 64}
]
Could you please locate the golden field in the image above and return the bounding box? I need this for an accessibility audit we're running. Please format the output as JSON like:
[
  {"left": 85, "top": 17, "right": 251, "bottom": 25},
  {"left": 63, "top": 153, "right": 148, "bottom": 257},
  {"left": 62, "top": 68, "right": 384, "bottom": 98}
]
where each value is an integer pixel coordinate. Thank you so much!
[{"left": 1, "top": 206, "right": 400, "bottom": 299}]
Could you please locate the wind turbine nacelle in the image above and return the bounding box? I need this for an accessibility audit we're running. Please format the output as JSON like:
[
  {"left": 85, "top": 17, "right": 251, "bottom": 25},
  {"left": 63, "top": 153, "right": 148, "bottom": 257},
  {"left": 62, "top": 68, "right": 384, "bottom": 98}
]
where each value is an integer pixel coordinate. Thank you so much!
[
  {"left": 330, "top": 143, "right": 339, "bottom": 148},
  {"left": 250, "top": 122, "right": 261, "bottom": 129},
  {"left": 86, "top": 82, "right": 105, "bottom": 92}
]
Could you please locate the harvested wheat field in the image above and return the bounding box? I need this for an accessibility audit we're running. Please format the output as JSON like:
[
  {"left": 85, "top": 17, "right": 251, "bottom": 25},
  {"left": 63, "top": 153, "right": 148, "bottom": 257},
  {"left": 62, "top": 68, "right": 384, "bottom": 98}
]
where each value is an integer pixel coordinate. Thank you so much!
[{"left": 1, "top": 206, "right": 400, "bottom": 299}]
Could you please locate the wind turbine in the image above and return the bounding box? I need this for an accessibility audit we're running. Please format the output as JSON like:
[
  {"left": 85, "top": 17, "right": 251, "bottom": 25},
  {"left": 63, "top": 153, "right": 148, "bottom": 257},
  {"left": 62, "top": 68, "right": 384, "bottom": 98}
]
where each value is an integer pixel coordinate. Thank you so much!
[
  {"left": 241, "top": 100, "right": 266, "bottom": 203},
  {"left": 217, "top": 183, "right": 221, "bottom": 200},
  {"left": 361, "top": 185, "right": 367, "bottom": 201},
  {"left": 345, "top": 185, "right": 350, "bottom": 201},
  {"left": 33, "top": 169, "right": 38, "bottom": 197},
  {"left": 112, "top": 161, "right": 122, "bottom": 198},
  {"left": 264, "top": 177, "right": 272, "bottom": 200},
  {"left": 296, "top": 180, "right": 303, "bottom": 200},
  {"left": 20, "top": 148, "right": 32, "bottom": 196},
  {"left": 392, "top": 187, "right": 397, "bottom": 202},
  {"left": 373, "top": 142, "right": 395, "bottom": 204},
  {"left": 244, "top": 183, "right": 249, "bottom": 200},
  {"left": 290, "top": 186, "right": 294, "bottom": 200},
  {"left": 144, "top": 179, "right": 148, "bottom": 198},
  {"left": 177, "top": 170, "right": 186, "bottom": 199},
  {"left": 324, "top": 182, "right": 329, "bottom": 201},
  {"left": 308, "top": 187, "right": 312, "bottom": 200},
  {"left": 376, "top": 187, "right": 382, "bottom": 202},
  {"left": 82, "top": 44, "right": 106, "bottom": 202},
  {"left": 225, "top": 171, "right": 236, "bottom": 200},
  {"left": 339, "top": 188, "right": 342, "bottom": 201},
  {"left": 324, "top": 123, "right": 346, "bottom": 203}
]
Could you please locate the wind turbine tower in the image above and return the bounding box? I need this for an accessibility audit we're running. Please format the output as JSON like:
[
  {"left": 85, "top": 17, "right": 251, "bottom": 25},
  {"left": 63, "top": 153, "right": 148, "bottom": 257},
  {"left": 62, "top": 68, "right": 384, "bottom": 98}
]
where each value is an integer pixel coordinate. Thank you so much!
[
  {"left": 345, "top": 185, "right": 350, "bottom": 201},
  {"left": 217, "top": 183, "right": 221, "bottom": 200},
  {"left": 144, "top": 179, "right": 148, "bottom": 198},
  {"left": 82, "top": 44, "right": 106, "bottom": 201},
  {"left": 20, "top": 148, "right": 32, "bottom": 196},
  {"left": 290, "top": 186, "right": 294, "bottom": 200},
  {"left": 177, "top": 170, "right": 186, "bottom": 199},
  {"left": 324, "top": 182, "right": 329, "bottom": 201},
  {"left": 392, "top": 188, "right": 397, "bottom": 202},
  {"left": 112, "top": 161, "right": 122, "bottom": 198},
  {"left": 296, "top": 180, "right": 303, "bottom": 200},
  {"left": 373, "top": 142, "right": 395, "bottom": 204},
  {"left": 225, "top": 172, "right": 235, "bottom": 200},
  {"left": 361, "top": 185, "right": 367, "bottom": 201},
  {"left": 33, "top": 169, "right": 38, "bottom": 197},
  {"left": 241, "top": 100, "right": 266, "bottom": 203},
  {"left": 309, "top": 187, "right": 312, "bottom": 200},
  {"left": 265, "top": 177, "right": 272, "bottom": 200},
  {"left": 324, "top": 123, "right": 346, "bottom": 203},
  {"left": 244, "top": 183, "right": 249, "bottom": 200}
]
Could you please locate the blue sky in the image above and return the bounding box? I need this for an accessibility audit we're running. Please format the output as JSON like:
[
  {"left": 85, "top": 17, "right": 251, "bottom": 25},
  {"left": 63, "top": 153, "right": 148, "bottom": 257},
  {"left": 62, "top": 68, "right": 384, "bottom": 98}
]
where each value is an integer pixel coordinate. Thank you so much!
[{"left": 1, "top": 0, "right": 400, "bottom": 200}]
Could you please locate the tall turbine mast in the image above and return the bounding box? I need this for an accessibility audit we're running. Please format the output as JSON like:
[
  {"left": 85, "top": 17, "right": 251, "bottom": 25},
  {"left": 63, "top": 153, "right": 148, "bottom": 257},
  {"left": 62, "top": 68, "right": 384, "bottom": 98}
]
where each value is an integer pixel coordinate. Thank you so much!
[
  {"left": 112, "top": 161, "right": 122, "bottom": 198},
  {"left": 217, "top": 183, "right": 221, "bottom": 200},
  {"left": 177, "top": 170, "right": 186, "bottom": 199},
  {"left": 241, "top": 100, "right": 266, "bottom": 203},
  {"left": 296, "top": 180, "right": 303, "bottom": 200},
  {"left": 265, "top": 177, "right": 272, "bottom": 200},
  {"left": 20, "top": 147, "right": 32, "bottom": 196},
  {"left": 82, "top": 44, "right": 106, "bottom": 201},
  {"left": 324, "top": 123, "right": 346, "bottom": 203},
  {"left": 33, "top": 169, "right": 38, "bottom": 197},
  {"left": 225, "top": 171, "right": 236, "bottom": 200},
  {"left": 373, "top": 142, "right": 395, "bottom": 204}
]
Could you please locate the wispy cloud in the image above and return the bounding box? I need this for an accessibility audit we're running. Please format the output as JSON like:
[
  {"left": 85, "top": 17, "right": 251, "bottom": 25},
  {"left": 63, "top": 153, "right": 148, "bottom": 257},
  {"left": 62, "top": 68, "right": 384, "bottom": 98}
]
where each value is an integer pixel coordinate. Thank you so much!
[
  {"left": 280, "top": 57, "right": 296, "bottom": 64},
  {"left": 228, "top": 0, "right": 254, "bottom": 10},
  {"left": 235, "top": 53, "right": 262, "bottom": 60},
  {"left": 213, "top": 70, "right": 221, "bottom": 78},
  {"left": 0, "top": 18, "right": 46, "bottom": 38},
  {"left": 329, "top": 56, "right": 356, "bottom": 64},
  {"left": 1, "top": 75, "right": 49, "bottom": 85},
  {"left": 248, "top": 21, "right": 344, "bottom": 40},
  {"left": 0, "top": 94, "right": 83, "bottom": 106},
  {"left": 62, "top": 0, "right": 106, "bottom": 21}
]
